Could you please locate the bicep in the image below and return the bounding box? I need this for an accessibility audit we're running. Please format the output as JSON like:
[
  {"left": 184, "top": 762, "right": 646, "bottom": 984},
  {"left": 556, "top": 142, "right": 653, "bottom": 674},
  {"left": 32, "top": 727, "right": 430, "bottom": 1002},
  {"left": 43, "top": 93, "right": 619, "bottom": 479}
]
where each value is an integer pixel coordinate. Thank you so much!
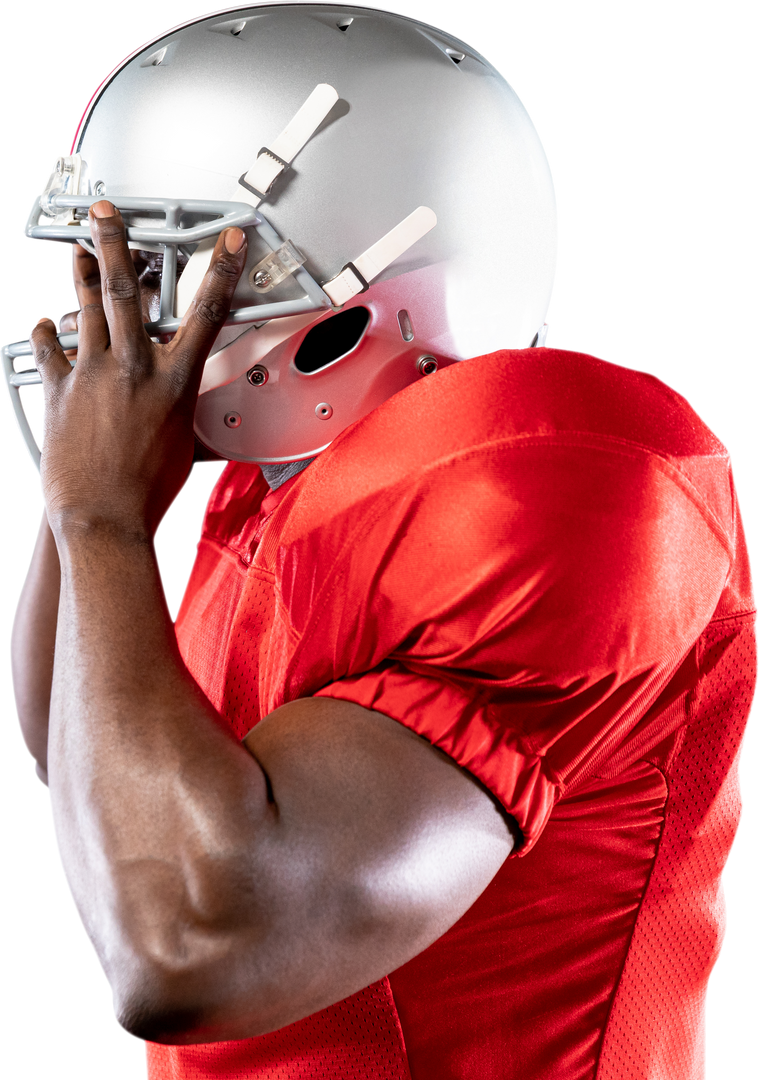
[
  {"left": 127, "top": 696, "right": 514, "bottom": 1044},
  {"left": 239, "top": 696, "right": 515, "bottom": 1032}
]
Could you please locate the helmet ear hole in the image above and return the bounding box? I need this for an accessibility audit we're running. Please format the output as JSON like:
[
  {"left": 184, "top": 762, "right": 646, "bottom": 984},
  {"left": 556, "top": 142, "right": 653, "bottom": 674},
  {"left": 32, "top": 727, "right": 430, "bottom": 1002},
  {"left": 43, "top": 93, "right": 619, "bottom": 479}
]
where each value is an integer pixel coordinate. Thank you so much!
[{"left": 294, "top": 307, "right": 371, "bottom": 373}]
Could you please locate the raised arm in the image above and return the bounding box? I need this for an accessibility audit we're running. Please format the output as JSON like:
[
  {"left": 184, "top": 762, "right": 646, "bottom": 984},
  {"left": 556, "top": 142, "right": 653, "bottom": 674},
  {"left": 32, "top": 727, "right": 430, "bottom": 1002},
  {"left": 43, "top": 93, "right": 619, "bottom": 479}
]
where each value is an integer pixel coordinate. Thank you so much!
[
  {"left": 11, "top": 247, "right": 104, "bottom": 781},
  {"left": 9, "top": 243, "right": 190, "bottom": 786},
  {"left": 30, "top": 203, "right": 514, "bottom": 1045}
]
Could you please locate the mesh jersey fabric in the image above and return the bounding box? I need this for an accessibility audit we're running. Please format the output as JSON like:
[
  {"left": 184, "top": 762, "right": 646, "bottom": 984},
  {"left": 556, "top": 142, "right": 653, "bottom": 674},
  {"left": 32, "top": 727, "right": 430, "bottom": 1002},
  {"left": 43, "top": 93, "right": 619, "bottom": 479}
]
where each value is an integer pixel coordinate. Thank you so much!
[{"left": 148, "top": 348, "right": 755, "bottom": 1080}]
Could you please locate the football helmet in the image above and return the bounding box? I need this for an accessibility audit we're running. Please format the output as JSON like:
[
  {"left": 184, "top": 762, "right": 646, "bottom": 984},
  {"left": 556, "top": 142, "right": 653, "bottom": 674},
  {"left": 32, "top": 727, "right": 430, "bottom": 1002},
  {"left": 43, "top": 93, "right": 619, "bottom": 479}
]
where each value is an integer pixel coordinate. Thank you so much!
[{"left": 4, "top": 3, "right": 557, "bottom": 465}]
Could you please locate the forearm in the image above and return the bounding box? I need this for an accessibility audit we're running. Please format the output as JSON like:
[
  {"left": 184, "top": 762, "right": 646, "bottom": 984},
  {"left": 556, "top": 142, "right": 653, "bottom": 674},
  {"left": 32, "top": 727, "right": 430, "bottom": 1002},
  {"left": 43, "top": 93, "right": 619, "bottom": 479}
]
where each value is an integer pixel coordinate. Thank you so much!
[
  {"left": 12, "top": 512, "right": 61, "bottom": 780},
  {"left": 48, "top": 522, "right": 271, "bottom": 1034}
]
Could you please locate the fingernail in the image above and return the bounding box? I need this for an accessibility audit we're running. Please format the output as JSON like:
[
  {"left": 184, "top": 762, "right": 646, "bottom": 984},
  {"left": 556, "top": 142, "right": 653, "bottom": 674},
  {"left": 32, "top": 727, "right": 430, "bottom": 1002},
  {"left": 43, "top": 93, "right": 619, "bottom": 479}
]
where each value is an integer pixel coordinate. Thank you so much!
[
  {"left": 91, "top": 200, "right": 116, "bottom": 218},
  {"left": 224, "top": 228, "right": 245, "bottom": 254}
]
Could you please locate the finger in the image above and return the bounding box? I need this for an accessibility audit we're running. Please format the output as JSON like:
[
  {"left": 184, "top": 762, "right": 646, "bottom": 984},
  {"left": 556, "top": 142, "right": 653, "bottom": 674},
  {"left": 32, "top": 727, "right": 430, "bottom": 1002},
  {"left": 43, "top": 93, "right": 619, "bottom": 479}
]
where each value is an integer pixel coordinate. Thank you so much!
[
  {"left": 171, "top": 228, "right": 247, "bottom": 384},
  {"left": 89, "top": 201, "right": 150, "bottom": 361},
  {"left": 76, "top": 303, "right": 110, "bottom": 365},
  {"left": 72, "top": 243, "right": 103, "bottom": 309},
  {"left": 61, "top": 266, "right": 109, "bottom": 359},
  {"left": 30, "top": 319, "right": 71, "bottom": 384},
  {"left": 75, "top": 240, "right": 149, "bottom": 324},
  {"left": 60, "top": 310, "right": 80, "bottom": 360}
]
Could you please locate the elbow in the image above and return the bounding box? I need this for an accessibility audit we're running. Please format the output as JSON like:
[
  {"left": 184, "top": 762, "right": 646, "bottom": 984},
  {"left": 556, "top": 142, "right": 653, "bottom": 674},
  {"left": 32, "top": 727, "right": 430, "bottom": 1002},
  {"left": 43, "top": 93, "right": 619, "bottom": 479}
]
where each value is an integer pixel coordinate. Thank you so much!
[
  {"left": 109, "top": 925, "right": 273, "bottom": 1044},
  {"left": 103, "top": 856, "right": 276, "bottom": 1042},
  {"left": 117, "top": 995, "right": 208, "bottom": 1045},
  {"left": 116, "top": 994, "right": 194, "bottom": 1044},
  {"left": 114, "top": 962, "right": 226, "bottom": 1044}
]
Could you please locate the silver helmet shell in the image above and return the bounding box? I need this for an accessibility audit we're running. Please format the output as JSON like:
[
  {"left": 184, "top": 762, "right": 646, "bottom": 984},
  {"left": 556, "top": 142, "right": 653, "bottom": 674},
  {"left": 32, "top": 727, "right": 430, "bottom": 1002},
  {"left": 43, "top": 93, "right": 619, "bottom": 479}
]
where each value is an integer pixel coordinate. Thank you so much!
[{"left": 74, "top": 4, "right": 557, "bottom": 462}]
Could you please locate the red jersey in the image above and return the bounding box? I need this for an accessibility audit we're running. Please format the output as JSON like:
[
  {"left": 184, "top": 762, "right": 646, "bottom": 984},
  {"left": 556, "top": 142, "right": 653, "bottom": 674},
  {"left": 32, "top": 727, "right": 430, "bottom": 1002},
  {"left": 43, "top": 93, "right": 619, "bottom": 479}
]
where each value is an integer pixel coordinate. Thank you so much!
[{"left": 148, "top": 348, "right": 755, "bottom": 1080}]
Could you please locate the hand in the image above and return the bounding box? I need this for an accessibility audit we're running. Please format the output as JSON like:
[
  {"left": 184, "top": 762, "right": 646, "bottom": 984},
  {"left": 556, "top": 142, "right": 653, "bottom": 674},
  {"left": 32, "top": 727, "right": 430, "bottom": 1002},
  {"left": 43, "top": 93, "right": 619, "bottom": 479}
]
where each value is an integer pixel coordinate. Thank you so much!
[
  {"left": 59, "top": 244, "right": 222, "bottom": 460},
  {"left": 31, "top": 201, "right": 247, "bottom": 539}
]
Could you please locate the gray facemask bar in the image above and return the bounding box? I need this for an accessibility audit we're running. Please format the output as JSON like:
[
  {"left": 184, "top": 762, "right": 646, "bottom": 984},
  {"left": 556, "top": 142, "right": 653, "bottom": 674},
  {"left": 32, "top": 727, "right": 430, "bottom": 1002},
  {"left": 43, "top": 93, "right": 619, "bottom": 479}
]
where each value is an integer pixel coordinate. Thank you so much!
[{"left": 3, "top": 192, "right": 333, "bottom": 467}]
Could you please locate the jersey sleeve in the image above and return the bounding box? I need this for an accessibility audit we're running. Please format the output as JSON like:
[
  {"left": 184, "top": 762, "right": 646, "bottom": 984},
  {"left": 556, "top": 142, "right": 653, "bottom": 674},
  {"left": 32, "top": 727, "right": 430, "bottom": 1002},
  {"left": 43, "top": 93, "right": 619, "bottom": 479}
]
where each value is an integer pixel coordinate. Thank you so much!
[{"left": 257, "top": 422, "right": 734, "bottom": 855}]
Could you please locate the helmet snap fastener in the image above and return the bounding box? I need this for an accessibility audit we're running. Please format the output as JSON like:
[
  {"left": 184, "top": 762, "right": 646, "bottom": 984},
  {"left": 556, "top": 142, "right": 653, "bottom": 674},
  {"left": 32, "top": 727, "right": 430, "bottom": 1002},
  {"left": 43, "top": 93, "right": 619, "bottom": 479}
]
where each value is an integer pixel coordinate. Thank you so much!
[
  {"left": 224, "top": 412, "right": 242, "bottom": 428},
  {"left": 247, "top": 365, "right": 269, "bottom": 386},
  {"left": 417, "top": 355, "right": 438, "bottom": 376},
  {"left": 315, "top": 402, "right": 333, "bottom": 419}
]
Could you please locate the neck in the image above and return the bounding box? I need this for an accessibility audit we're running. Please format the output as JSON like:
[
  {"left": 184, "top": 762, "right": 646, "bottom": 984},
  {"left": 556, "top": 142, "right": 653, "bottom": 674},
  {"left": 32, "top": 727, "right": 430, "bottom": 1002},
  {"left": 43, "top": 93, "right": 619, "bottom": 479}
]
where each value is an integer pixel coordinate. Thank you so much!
[{"left": 260, "top": 458, "right": 314, "bottom": 491}]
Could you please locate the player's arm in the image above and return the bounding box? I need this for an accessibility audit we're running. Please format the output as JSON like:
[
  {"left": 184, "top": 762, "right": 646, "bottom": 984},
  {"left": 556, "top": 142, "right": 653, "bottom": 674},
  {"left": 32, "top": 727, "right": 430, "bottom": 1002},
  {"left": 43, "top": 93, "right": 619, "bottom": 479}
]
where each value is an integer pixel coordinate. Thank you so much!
[
  {"left": 11, "top": 247, "right": 103, "bottom": 782},
  {"left": 31, "top": 202, "right": 514, "bottom": 1045},
  {"left": 10, "top": 244, "right": 226, "bottom": 785}
]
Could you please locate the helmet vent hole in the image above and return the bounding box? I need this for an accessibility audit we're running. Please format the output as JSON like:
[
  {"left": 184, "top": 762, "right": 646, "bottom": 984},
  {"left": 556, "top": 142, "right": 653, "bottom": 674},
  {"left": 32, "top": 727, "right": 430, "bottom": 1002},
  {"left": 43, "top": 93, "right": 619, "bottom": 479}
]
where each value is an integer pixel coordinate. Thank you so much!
[
  {"left": 294, "top": 307, "right": 370, "bottom": 373},
  {"left": 446, "top": 49, "right": 466, "bottom": 64},
  {"left": 397, "top": 309, "right": 414, "bottom": 342},
  {"left": 336, "top": 17, "right": 354, "bottom": 31},
  {"left": 206, "top": 17, "right": 250, "bottom": 38},
  {"left": 141, "top": 47, "right": 167, "bottom": 67}
]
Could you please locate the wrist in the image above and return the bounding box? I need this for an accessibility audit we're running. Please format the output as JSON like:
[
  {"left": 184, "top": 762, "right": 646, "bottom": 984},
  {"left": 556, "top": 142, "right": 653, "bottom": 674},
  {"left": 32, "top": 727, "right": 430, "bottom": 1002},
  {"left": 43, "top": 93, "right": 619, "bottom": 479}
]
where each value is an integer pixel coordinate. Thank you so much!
[{"left": 49, "top": 510, "right": 154, "bottom": 555}]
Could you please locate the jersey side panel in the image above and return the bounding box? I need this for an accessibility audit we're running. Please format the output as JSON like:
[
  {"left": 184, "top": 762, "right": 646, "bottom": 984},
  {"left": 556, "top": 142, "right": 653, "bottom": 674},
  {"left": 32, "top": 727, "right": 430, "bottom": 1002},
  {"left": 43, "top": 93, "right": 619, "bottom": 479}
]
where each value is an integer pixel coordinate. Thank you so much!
[
  {"left": 596, "top": 613, "right": 756, "bottom": 1080},
  {"left": 388, "top": 758, "right": 669, "bottom": 1080}
]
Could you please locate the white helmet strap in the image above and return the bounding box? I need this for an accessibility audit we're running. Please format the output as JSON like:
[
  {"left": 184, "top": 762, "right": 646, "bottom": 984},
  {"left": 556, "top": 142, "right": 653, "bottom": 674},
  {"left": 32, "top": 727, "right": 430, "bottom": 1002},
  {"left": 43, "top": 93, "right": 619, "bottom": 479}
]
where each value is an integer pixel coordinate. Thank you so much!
[
  {"left": 175, "top": 84, "right": 339, "bottom": 316},
  {"left": 322, "top": 206, "right": 437, "bottom": 306},
  {"left": 237, "top": 83, "right": 339, "bottom": 205}
]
